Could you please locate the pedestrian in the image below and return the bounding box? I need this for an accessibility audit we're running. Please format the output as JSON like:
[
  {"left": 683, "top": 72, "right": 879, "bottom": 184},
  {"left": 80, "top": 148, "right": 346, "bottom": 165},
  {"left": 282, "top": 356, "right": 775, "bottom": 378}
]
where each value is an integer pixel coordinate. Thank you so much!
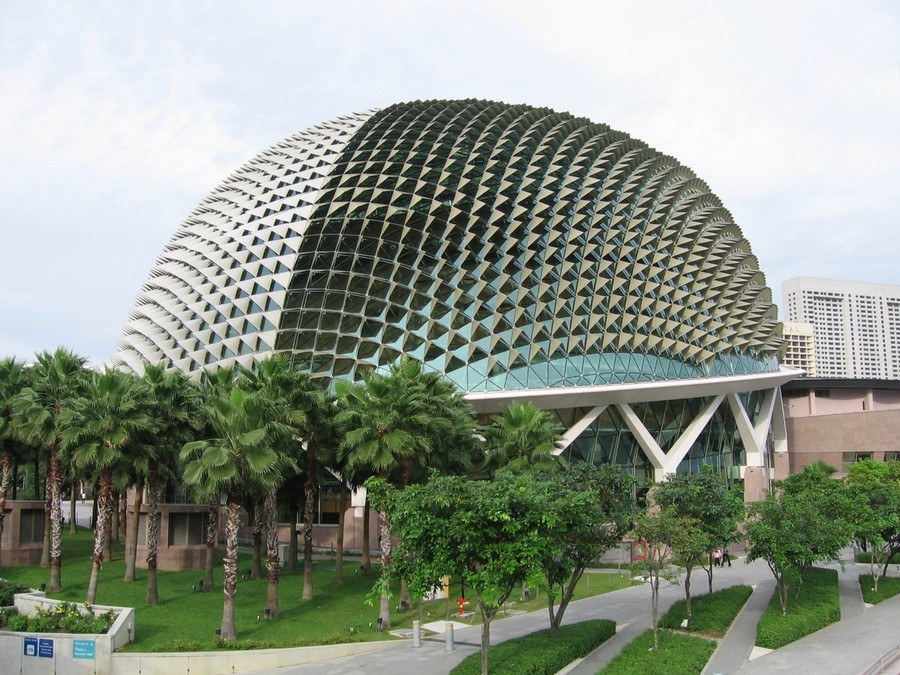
[
  {"left": 714, "top": 548, "right": 722, "bottom": 566},
  {"left": 722, "top": 545, "right": 731, "bottom": 567}
]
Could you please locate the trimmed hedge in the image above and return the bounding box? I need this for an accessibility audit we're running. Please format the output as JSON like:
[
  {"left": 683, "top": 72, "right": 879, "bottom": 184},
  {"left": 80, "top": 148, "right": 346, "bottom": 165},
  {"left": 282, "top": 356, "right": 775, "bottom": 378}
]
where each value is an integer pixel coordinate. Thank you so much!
[
  {"left": 449, "top": 619, "right": 616, "bottom": 675},
  {"left": 659, "top": 584, "right": 753, "bottom": 637},
  {"left": 601, "top": 629, "right": 716, "bottom": 675},
  {"left": 0, "top": 580, "right": 30, "bottom": 607},
  {"left": 854, "top": 551, "right": 899, "bottom": 565},
  {"left": 859, "top": 575, "right": 900, "bottom": 605},
  {"left": 756, "top": 567, "right": 840, "bottom": 650}
]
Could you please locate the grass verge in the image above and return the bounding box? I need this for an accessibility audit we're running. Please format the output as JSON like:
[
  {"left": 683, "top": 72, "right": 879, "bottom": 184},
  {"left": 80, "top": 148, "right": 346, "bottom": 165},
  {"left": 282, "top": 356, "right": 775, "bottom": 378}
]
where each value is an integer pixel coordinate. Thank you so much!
[
  {"left": 755, "top": 567, "right": 839, "bottom": 650},
  {"left": 0, "top": 532, "right": 632, "bottom": 651},
  {"left": 659, "top": 584, "right": 753, "bottom": 638},
  {"left": 449, "top": 619, "right": 616, "bottom": 675},
  {"left": 600, "top": 629, "right": 716, "bottom": 675},
  {"left": 859, "top": 575, "right": 900, "bottom": 605}
]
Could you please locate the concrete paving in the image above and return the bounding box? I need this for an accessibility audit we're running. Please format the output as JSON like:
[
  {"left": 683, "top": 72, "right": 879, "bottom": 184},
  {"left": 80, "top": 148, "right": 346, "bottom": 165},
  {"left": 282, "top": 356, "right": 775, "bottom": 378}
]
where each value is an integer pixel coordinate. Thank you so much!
[
  {"left": 266, "top": 552, "right": 900, "bottom": 675},
  {"left": 702, "top": 579, "right": 775, "bottom": 675}
]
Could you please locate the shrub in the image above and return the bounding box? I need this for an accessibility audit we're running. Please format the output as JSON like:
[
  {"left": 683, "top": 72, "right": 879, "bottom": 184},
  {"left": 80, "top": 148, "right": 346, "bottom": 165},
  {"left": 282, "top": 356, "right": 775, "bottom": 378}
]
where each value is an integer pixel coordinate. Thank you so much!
[
  {"left": 214, "top": 637, "right": 282, "bottom": 650},
  {"left": 450, "top": 619, "right": 616, "bottom": 675},
  {"left": 859, "top": 575, "right": 900, "bottom": 604},
  {"left": 756, "top": 567, "right": 839, "bottom": 649},
  {"left": 4, "top": 602, "right": 116, "bottom": 634},
  {"left": 659, "top": 585, "right": 752, "bottom": 637},
  {"left": 152, "top": 640, "right": 204, "bottom": 652},
  {"left": 854, "top": 551, "right": 899, "bottom": 565},
  {"left": 602, "top": 629, "right": 716, "bottom": 675},
  {"left": 0, "top": 580, "right": 30, "bottom": 607}
]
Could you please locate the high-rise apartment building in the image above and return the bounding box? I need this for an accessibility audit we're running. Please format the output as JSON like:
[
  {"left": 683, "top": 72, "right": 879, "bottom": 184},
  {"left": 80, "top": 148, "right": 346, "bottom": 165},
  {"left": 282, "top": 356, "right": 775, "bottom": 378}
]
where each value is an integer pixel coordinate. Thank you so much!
[
  {"left": 783, "top": 277, "right": 900, "bottom": 379},
  {"left": 781, "top": 321, "right": 817, "bottom": 377}
]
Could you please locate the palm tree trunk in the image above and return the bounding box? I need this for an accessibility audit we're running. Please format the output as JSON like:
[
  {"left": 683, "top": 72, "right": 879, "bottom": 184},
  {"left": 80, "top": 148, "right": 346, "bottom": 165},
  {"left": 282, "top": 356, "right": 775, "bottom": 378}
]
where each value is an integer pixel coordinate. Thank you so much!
[
  {"left": 220, "top": 488, "right": 241, "bottom": 641},
  {"left": 111, "top": 489, "right": 120, "bottom": 542},
  {"left": 41, "top": 474, "right": 50, "bottom": 568},
  {"left": 334, "top": 486, "right": 346, "bottom": 586},
  {"left": 68, "top": 487, "right": 77, "bottom": 534},
  {"left": 251, "top": 497, "right": 264, "bottom": 580},
  {"left": 264, "top": 486, "right": 280, "bottom": 619},
  {"left": 0, "top": 446, "right": 11, "bottom": 566},
  {"left": 287, "top": 496, "right": 298, "bottom": 570},
  {"left": 204, "top": 501, "right": 217, "bottom": 591},
  {"left": 361, "top": 498, "right": 371, "bottom": 575},
  {"left": 146, "top": 463, "right": 161, "bottom": 606},
  {"left": 103, "top": 490, "right": 114, "bottom": 562},
  {"left": 124, "top": 478, "right": 143, "bottom": 582},
  {"left": 377, "top": 511, "right": 392, "bottom": 630},
  {"left": 303, "top": 441, "right": 316, "bottom": 600},
  {"left": 86, "top": 469, "right": 113, "bottom": 604},
  {"left": 48, "top": 445, "right": 63, "bottom": 592},
  {"left": 10, "top": 459, "right": 17, "bottom": 500}
]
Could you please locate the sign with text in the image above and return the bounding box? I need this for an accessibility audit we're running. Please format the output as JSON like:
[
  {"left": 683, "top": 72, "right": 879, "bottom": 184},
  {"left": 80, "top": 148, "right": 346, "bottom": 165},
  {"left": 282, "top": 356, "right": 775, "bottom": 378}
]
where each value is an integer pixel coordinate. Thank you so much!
[
  {"left": 38, "top": 638, "right": 54, "bottom": 658},
  {"left": 23, "top": 637, "right": 37, "bottom": 657},
  {"left": 73, "top": 639, "right": 95, "bottom": 659}
]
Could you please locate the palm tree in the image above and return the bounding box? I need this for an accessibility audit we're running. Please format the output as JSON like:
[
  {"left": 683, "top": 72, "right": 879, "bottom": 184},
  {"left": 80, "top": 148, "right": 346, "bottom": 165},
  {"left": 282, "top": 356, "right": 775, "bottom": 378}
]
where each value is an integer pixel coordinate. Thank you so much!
[
  {"left": 13, "top": 348, "right": 88, "bottom": 591},
  {"left": 138, "top": 363, "right": 200, "bottom": 604},
  {"left": 243, "top": 355, "right": 320, "bottom": 608},
  {"left": 61, "top": 369, "right": 153, "bottom": 603},
  {"left": 0, "top": 357, "right": 30, "bottom": 565},
  {"left": 335, "top": 359, "right": 474, "bottom": 624},
  {"left": 483, "top": 401, "right": 566, "bottom": 475},
  {"left": 181, "top": 384, "right": 294, "bottom": 640}
]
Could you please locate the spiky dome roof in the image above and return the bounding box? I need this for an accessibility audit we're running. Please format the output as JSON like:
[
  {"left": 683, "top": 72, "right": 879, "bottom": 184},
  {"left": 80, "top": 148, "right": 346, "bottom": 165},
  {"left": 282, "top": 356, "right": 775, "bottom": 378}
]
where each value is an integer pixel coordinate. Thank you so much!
[{"left": 113, "top": 99, "right": 782, "bottom": 390}]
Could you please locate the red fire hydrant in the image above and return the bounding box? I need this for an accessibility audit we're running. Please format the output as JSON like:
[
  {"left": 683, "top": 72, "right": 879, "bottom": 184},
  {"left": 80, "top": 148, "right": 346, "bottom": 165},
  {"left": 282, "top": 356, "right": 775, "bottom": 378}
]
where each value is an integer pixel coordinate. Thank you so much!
[{"left": 456, "top": 597, "right": 466, "bottom": 616}]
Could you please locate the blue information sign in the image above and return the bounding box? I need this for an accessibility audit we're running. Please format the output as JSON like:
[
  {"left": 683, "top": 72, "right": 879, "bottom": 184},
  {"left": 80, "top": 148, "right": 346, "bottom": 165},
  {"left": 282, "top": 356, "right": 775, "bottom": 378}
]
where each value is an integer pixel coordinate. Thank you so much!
[
  {"left": 38, "top": 638, "right": 54, "bottom": 658},
  {"left": 73, "top": 639, "right": 95, "bottom": 659},
  {"left": 23, "top": 637, "right": 37, "bottom": 657}
]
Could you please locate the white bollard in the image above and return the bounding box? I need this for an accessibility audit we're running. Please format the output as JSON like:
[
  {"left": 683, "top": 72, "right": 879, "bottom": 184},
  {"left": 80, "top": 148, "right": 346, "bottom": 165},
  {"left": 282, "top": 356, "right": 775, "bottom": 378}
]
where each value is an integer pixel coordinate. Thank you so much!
[
  {"left": 445, "top": 622, "right": 455, "bottom": 651},
  {"left": 412, "top": 620, "right": 422, "bottom": 648}
]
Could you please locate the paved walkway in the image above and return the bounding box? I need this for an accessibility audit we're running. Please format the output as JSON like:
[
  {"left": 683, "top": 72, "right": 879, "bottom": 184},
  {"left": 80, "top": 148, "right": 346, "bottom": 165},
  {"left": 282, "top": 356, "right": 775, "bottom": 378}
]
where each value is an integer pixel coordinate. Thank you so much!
[{"left": 268, "top": 552, "right": 900, "bottom": 675}]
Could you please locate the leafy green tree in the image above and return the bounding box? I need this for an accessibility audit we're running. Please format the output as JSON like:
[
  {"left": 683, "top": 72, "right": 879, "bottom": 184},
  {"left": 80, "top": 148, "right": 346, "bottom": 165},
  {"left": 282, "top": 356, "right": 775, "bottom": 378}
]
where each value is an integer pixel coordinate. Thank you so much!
[
  {"left": 61, "top": 369, "right": 154, "bottom": 604},
  {"left": 368, "top": 472, "right": 557, "bottom": 675},
  {"left": 847, "top": 459, "right": 900, "bottom": 589},
  {"left": 483, "top": 401, "right": 566, "bottom": 476},
  {"left": 746, "top": 466, "right": 854, "bottom": 615},
  {"left": 632, "top": 506, "right": 693, "bottom": 650},
  {"left": 653, "top": 466, "right": 744, "bottom": 624},
  {"left": 12, "top": 348, "right": 88, "bottom": 591},
  {"left": 181, "top": 385, "right": 294, "bottom": 640},
  {"left": 0, "top": 357, "right": 30, "bottom": 564},
  {"left": 536, "top": 463, "right": 633, "bottom": 635}
]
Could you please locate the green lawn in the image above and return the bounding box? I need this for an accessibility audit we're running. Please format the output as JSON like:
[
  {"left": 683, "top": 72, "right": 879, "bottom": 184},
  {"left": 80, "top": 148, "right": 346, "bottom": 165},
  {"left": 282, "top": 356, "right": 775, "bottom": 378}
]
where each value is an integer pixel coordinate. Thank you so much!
[
  {"left": 859, "top": 574, "right": 900, "bottom": 605},
  {"left": 0, "top": 531, "right": 632, "bottom": 651},
  {"left": 755, "top": 567, "right": 840, "bottom": 650},
  {"left": 600, "top": 629, "right": 716, "bottom": 675},
  {"left": 450, "top": 619, "right": 617, "bottom": 675},
  {"left": 659, "top": 585, "right": 753, "bottom": 638}
]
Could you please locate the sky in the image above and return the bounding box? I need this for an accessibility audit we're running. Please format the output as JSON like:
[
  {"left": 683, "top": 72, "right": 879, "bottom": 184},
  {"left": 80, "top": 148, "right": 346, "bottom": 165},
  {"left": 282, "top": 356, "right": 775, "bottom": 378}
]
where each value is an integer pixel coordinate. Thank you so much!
[{"left": 1, "top": 0, "right": 898, "bottom": 366}]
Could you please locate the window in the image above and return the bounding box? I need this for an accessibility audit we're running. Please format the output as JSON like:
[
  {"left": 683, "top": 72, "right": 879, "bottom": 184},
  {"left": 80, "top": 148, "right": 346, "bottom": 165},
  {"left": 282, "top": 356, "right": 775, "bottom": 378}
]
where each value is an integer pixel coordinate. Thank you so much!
[
  {"left": 19, "top": 509, "right": 44, "bottom": 545},
  {"left": 168, "top": 512, "right": 205, "bottom": 546}
]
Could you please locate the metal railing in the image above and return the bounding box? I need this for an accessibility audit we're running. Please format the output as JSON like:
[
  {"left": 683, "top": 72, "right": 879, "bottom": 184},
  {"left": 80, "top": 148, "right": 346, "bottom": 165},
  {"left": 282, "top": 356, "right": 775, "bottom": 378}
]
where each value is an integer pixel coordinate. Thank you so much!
[{"left": 860, "top": 642, "right": 900, "bottom": 675}]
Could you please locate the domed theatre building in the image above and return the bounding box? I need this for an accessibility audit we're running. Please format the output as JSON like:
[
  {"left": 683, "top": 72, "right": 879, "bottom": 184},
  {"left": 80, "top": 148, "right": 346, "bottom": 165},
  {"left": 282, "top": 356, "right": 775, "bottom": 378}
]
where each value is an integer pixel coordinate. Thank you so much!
[{"left": 114, "top": 99, "right": 798, "bottom": 511}]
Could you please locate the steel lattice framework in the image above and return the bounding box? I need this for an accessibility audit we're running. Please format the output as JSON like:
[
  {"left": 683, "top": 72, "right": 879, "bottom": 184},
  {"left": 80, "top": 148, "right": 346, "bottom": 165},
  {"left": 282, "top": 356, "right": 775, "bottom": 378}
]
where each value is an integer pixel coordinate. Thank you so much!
[{"left": 113, "top": 100, "right": 781, "bottom": 393}]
